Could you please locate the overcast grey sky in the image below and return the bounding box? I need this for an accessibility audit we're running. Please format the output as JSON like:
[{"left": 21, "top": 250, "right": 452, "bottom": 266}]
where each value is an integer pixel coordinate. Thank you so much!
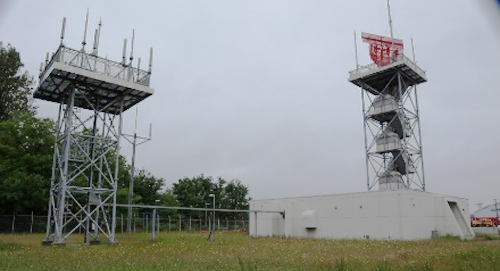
[{"left": 1, "top": 0, "right": 499, "bottom": 211}]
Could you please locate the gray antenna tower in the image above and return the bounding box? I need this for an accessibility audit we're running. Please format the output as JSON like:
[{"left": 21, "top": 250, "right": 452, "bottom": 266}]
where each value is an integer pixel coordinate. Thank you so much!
[
  {"left": 122, "top": 107, "right": 152, "bottom": 233},
  {"left": 35, "top": 14, "right": 154, "bottom": 245},
  {"left": 348, "top": 5, "right": 427, "bottom": 191}
]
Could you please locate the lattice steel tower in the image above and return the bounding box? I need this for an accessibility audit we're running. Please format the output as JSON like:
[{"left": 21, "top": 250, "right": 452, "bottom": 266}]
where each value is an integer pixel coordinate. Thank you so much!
[
  {"left": 348, "top": 32, "right": 426, "bottom": 191},
  {"left": 35, "top": 15, "right": 154, "bottom": 245}
]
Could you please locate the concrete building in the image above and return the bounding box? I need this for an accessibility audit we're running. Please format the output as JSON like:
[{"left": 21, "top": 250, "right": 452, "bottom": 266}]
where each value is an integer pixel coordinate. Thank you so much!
[{"left": 250, "top": 190, "right": 474, "bottom": 240}]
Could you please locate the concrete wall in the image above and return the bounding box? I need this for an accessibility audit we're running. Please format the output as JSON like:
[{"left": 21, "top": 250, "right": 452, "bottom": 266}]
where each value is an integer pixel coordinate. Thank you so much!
[{"left": 250, "top": 190, "right": 474, "bottom": 240}]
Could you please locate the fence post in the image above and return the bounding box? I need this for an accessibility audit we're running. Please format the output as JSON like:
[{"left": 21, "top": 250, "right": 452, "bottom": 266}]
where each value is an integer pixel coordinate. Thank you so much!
[
  {"left": 146, "top": 214, "right": 149, "bottom": 233},
  {"left": 134, "top": 214, "right": 136, "bottom": 233},
  {"left": 11, "top": 214, "right": 15, "bottom": 233},
  {"left": 30, "top": 211, "right": 34, "bottom": 233},
  {"left": 189, "top": 216, "right": 192, "bottom": 232},
  {"left": 151, "top": 209, "right": 156, "bottom": 241},
  {"left": 178, "top": 215, "right": 181, "bottom": 232},
  {"left": 121, "top": 214, "right": 124, "bottom": 233},
  {"left": 254, "top": 212, "right": 258, "bottom": 237},
  {"left": 168, "top": 216, "right": 171, "bottom": 232},
  {"left": 157, "top": 213, "right": 160, "bottom": 235}
]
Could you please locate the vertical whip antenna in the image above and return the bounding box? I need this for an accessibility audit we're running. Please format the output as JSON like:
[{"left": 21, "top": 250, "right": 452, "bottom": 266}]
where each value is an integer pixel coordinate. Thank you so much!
[
  {"left": 353, "top": 30, "right": 359, "bottom": 69},
  {"left": 122, "top": 39, "right": 127, "bottom": 65},
  {"left": 386, "top": 0, "right": 396, "bottom": 62},
  {"left": 137, "top": 58, "right": 141, "bottom": 78},
  {"left": 92, "top": 29, "right": 98, "bottom": 55},
  {"left": 82, "top": 9, "right": 89, "bottom": 50},
  {"left": 60, "top": 17, "right": 66, "bottom": 46},
  {"left": 129, "top": 29, "right": 135, "bottom": 64},
  {"left": 148, "top": 47, "right": 153, "bottom": 73},
  {"left": 411, "top": 37, "right": 416, "bottom": 62},
  {"left": 97, "top": 19, "right": 102, "bottom": 55},
  {"left": 93, "top": 19, "right": 102, "bottom": 56},
  {"left": 386, "top": 0, "right": 394, "bottom": 40}
]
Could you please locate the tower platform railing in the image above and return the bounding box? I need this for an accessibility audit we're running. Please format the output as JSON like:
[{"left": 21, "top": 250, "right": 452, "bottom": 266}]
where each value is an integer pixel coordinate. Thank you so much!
[
  {"left": 40, "top": 45, "right": 151, "bottom": 87},
  {"left": 348, "top": 54, "right": 426, "bottom": 80}
]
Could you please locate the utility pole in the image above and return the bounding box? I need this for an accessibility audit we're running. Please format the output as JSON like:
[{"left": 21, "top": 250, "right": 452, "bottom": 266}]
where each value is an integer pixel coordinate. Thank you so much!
[{"left": 123, "top": 107, "right": 152, "bottom": 233}]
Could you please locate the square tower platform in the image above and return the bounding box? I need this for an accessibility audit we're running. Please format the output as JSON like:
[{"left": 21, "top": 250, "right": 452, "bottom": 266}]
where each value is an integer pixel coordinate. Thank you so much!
[
  {"left": 35, "top": 46, "right": 154, "bottom": 114},
  {"left": 348, "top": 55, "right": 427, "bottom": 96}
]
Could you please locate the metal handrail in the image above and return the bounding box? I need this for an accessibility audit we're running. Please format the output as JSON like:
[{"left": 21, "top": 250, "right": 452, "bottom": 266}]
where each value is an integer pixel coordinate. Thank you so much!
[
  {"left": 40, "top": 46, "right": 151, "bottom": 87},
  {"left": 349, "top": 54, "right": 426, "bottom": 78}
]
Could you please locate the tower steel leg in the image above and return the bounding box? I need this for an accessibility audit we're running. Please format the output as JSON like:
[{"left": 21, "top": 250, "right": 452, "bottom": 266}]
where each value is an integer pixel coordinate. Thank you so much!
[{"left": 54, "top": 88, "right": 75, "bottom": 245}]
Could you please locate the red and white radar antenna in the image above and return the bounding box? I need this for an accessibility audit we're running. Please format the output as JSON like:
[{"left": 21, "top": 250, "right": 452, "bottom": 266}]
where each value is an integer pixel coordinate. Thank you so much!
[{"left": 361, "top": 32, "right": 403, "bottom": 67}]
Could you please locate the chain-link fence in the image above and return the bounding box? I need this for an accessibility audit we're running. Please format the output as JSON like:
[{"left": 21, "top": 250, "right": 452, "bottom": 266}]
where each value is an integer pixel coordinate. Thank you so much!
[
  {"left": 0, "top": 214, "right": 249, "bottom": 234},
  {"left": 0, "top": 214, "right": 47, "bottom": 233}
]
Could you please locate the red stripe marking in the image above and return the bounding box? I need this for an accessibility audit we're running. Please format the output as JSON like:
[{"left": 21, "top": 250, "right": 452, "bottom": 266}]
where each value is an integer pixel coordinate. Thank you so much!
[{"left": 362, "top": 37, "right": 403, "bottom": 47}]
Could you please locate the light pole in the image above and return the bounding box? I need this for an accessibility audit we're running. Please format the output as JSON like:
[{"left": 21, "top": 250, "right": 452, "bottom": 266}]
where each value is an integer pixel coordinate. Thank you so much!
[
  {"left": 205, "top": 203, "right": 209, "bottom": 230},
  {"left": 209, "top": 194, "right": 215, "bottom": 238}
]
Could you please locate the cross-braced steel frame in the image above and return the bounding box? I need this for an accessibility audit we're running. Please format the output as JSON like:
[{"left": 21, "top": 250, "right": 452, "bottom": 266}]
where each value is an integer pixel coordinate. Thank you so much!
[
  {"left": 36, "top": 16, "right": 154, "bottom": 245},
  {"left": 43, "top": 90, "right": 124, "bottom": 245},
  {"left": 36, "top": 48, "right": 153, "bottom": 246},
  {"left": 349, "top": 55, "right": 427, "bottom": 191},
  {"left": 361, "top": 74, "right": 425, "bottom": 191}
]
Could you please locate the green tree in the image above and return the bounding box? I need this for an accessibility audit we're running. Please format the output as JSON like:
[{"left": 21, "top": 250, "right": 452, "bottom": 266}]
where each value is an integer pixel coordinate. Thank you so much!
[
  {"left": 171, "top": 175, "right": 249, "bottom": 218},
  {"left": 157, "top": 190, "right": 179, "bottom": 217},
  {"left": 213, "top": 177, "right": 226, "bottom": 208},
  {"left": 0, "top": 42, "right": 35, "bottom": 121},
  {"left": 0, "top": 113, "right": 55, "bottom": 215},
  {"left": 222, "top": 179, "right": 249, "bottom": 210},
  {"left": 134, "top": 169, "right": 164, "bottom": 205},
  {"left": 172, "top": 174, "right": 214, "bottom": 216}
]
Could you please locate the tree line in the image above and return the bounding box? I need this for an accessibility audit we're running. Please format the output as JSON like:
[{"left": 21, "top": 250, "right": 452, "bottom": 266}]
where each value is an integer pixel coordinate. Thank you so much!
[{"left": 0, "top": 42, "right": 250, "bottom": 218}]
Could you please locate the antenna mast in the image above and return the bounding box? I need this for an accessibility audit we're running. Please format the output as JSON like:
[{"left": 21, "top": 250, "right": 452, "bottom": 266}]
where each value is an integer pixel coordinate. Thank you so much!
[
  {"left": 129, "top": 29, "right": 135, "bottom": 64},
  {"left": 123, "top": 107, "right": 152, "bottom": 233},
  {"left": 353, "top": 30, "right": 359, "bottom": 69},
  {"left": 92, "top": 19, "right": 102, "bottom": 55},
  {"left": 122, "top": 39, "right": 127, "bottom": 65},
  {"left": 60, "top": 17, "right": 66, "bottom": 46},
  {"left": 387, "top": 0, "right": 394, "bottom": 40},
  {"left": 82, "top": 9, "right": 89, "bottom": 51},
  {"left": 148, "top": 47, "right": 153, "bottom": 74}
]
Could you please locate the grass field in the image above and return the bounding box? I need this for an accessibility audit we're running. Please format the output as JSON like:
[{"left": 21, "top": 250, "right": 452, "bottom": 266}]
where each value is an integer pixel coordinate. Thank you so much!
[{"left": 1, "top": 233, "right": 500, "bottom": 270}]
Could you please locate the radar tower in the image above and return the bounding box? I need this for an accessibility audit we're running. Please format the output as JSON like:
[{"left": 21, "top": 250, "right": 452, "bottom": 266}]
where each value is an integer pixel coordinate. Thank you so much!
[{"left": 348, "top": 3, "right": 427, "bottom": 191}]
